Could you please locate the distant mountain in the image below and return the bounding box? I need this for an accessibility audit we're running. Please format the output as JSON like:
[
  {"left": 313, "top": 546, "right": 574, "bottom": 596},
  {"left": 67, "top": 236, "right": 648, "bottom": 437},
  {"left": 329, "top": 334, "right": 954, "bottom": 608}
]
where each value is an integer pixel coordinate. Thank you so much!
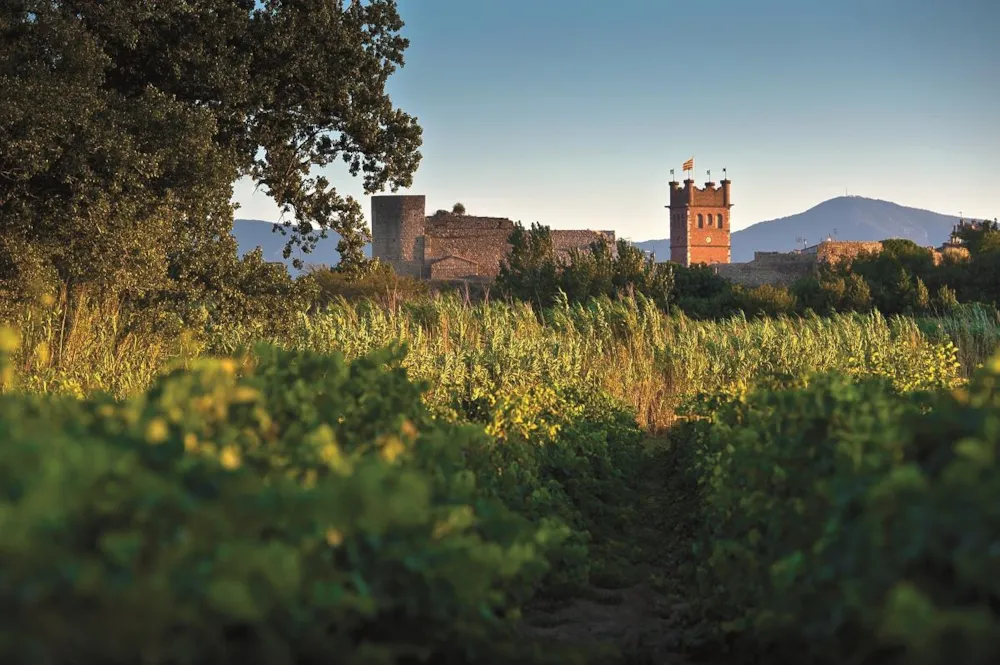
[
  {"left": 232, "top": 219, "right": 371, "bottom": 274},
  {"left": 634, "top": 196, "right": 960, "bottom": 263},
  {"left": 632, "top": 238, "right": 671, "bottom": 260}
]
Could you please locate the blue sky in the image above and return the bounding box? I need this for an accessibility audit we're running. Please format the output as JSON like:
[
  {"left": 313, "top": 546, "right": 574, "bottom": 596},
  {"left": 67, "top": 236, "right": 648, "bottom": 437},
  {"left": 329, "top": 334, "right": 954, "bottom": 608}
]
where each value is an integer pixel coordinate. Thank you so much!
[{"left": 232, "top": 0, "right": 1000, "bottom": 240}]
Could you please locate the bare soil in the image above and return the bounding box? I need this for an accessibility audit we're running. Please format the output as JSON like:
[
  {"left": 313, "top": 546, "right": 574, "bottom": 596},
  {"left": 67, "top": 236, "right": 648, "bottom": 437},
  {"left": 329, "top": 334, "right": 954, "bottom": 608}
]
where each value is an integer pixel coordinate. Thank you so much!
[
  {"left": 517, "top": 437, "right": 709, "bottom": 664},
  {"left": 520, "top": 582, "right": 693, "bottom": 664}
]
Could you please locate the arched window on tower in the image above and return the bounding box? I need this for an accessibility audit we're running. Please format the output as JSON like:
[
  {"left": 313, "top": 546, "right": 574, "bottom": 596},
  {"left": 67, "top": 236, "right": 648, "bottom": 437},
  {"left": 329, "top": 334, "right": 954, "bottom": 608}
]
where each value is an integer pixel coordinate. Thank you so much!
[
  {"left": 717, "top": 214, "right": 724, "bottom": 228},
  {"left": 697, "top": 214, "right": 704, "bottom": 228},
  {"left": 707, "top": 214, "right": 713, "bottom": 227}
]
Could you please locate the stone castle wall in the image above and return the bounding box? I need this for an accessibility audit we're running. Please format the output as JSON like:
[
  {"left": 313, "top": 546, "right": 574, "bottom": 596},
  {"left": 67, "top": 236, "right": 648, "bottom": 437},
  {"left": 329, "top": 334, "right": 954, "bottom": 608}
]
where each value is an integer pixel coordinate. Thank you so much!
[
  {"left": 714, "top": 261, "right": 814, "bottom": 287},
  {"left": 372, "top": 197, "right": 615, "bottom": 280},
  {"left": 426, "top": 229, "right": 511, "bottom": 276},
  {"left": 712, "top": 240, "right": 962, "bottom": 288},
  {"left": 752, "top": 251, "right": 816, "bottom": 265},
  {"left": 814, "top": 241, "right": 883, "bottom": 264},
  {"left": 424, "top": 228, "right": 616, "bottom": 278},
  {"left": 428, "top": 256, "right": 486, "bottom": 280},
  {"left": 716, "top": 241, "right": 886, "bottom": 287},
  {"left": 426, "top": 214, "right": 515, "bottom": 233},
  {"left": 553, "top": 230, "right": 616, "bottom": 255}
]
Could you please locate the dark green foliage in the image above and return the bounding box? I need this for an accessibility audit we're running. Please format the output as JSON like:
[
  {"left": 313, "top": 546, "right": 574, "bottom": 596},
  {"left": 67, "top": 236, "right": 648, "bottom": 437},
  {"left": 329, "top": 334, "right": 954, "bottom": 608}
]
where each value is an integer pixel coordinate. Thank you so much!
[
  {"left": 496, "top": 223, "right": 674, "bottom": 311},
  {"left": 496, "top": 223, "right": 560, "bottom": 308},
  {"left": 0, "top": 327, "right": 653, "bottom": 663},
  {"left": 793, "top": 272, "right": 874, "bottom": 314},
  {"left": 677, "top": 356, "right": 1000, "bottom": 665},
  {"left": 158, "top": 244, "right": 317, "bottom": 337},
  {"left": 487, "top": 217, "right": 1000, "bottom": 321},
  {"left": 561, "top": 240, "right": 674, "bottom": 311},
  {"left": 0, "top": 337, "right": 582, "bottom": 664},
  {"left": 934, "top": 250, "right": 1000, "bottom": 309},
  {"left": 732, "top": 283, "right": 797, "bottom": 318},
  {"left": 669, "top": 264, "right": 741, "bottom": 318},
  {"left": 802, "top": 234, "right": 1000, "bottom": 316},
  {"left": 953, "top": 219, "right": 1000, "bottom": 256},
  {"left": 459, "top": 384, "right": 648, "bottom": 595},
  {"left": 306, "top": 260, "right": 430, "bottom": 309},
  {"left": 666, "top": 229, "right": 1000, "bottom": 320},
  {"left": 667, "top": 265, "right": 801, "bottom": 320},
  {"left": 1, "top": 0, "right": 422, "bottom": 326}
]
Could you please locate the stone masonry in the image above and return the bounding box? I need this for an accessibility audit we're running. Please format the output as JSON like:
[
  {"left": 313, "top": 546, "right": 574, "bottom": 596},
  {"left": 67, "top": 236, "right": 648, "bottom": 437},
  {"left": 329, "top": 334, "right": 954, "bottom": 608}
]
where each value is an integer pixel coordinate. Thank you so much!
[
  {"left": 713, "top": 239, "right": 957, "bottom": 287},
  {"left": 371, "top": 195, "right": 615, "bottom": 280}
]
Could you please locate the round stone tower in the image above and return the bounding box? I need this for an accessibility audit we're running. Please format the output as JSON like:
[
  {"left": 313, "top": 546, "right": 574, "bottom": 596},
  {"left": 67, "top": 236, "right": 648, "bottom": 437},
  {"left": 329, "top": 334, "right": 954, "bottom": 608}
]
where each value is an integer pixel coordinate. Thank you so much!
[{"left": 371, "top": 195, "right": 426, "bottom": 276}]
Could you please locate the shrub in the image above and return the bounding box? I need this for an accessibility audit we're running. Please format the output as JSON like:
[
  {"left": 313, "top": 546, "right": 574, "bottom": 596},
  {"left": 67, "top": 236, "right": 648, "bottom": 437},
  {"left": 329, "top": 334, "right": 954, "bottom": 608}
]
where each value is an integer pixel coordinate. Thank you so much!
[
  {"left": 306, "top": 261, "right": 430, "bottom": 308},
  {"left": 459, "top": 383, "right": 648, "bottom": 595},
  {"left": 681, "top": 355, "right": 1000, "bottom": 665},
  {"left": 733, "top": 283, "right": 798, "bottom": 318},
  {"left": 0, "top": 334, "right": 572, "bottom": 664}
]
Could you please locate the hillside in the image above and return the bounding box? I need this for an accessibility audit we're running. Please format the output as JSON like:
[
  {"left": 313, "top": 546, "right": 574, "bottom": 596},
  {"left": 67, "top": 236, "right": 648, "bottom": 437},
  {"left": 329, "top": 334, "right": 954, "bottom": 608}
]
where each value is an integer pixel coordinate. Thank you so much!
[
  {"left": 232, "top": 219, "right": 371, "bottom": 274},
  {"left": 635, "top": 196, "right": 959, "bottom": 263}
]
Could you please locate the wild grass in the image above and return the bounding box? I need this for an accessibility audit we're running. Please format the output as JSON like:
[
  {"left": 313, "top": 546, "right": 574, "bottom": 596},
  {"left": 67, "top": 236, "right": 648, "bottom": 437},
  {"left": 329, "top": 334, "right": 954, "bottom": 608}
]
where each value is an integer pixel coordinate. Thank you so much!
[
  {"left": 214, "top": 294, "right": 1000, "bottom": 430},
  {"left": 5, "top": 292, "right": 998, "bottom": 428},
  {"left": 916, "top": 302, "right": 1000, "bottom": 375},
  {"left": 0, "top": 291, "right": 202, "bottom": 397}
]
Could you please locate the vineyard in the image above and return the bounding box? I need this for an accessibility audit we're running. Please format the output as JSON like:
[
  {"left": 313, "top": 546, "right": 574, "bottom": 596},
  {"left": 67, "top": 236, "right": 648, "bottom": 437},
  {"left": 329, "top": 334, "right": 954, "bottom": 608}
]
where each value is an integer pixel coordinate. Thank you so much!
[
  {"left": 3, "top": 2, "right": 998, "bottom": 662},
  {"left": 2, "top": 295, "right": 999, "bottom": 663}
]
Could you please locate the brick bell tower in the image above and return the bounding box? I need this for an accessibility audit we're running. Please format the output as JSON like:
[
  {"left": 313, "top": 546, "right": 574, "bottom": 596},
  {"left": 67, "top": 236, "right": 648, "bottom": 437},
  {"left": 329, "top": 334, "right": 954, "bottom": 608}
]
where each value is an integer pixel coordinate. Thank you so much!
[{"left": 668, "top": 166, "right": 732, "bottom": 266}]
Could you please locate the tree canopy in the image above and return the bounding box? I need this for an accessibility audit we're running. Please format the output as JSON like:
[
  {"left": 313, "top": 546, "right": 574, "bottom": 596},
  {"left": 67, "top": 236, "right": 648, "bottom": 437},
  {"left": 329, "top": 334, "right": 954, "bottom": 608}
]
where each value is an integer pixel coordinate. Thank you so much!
[
  {"left": 0, "top": 0, "right": 422, "bottom": 312},
  {"left": 496, "top": 222, "right": 674, "bottom": 311}
]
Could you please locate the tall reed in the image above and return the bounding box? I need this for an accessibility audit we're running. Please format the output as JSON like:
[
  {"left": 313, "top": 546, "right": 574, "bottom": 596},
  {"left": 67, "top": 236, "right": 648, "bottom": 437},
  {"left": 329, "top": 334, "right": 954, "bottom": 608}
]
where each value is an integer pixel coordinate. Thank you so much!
[
  {"left": 6, "top": 292, "right": 997, "bottom": 429},
  {"left": 0, "top": 292, "right": 201, "bottom": 397},
  {"left": 212, "top": 294, "right": 990, "bottom": 431},
  {"left": 916, "top": 303, "right": 1000, "bottom": 376}
]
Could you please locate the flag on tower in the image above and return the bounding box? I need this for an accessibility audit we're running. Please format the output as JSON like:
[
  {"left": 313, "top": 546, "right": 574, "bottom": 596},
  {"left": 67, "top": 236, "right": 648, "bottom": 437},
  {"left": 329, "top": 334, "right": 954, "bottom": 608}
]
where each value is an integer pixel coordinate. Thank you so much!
[{"left": 682, "top": 157, "right": 694, "bottom": 171}]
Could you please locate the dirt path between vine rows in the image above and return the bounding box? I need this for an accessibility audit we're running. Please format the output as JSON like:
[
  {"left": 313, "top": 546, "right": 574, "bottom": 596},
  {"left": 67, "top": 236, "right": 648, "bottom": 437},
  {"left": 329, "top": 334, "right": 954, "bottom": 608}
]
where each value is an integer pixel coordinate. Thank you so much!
[
  {"left": 518, "top": 438, "right": 707, "bottom": 664},
  {"left": 520, "top": 582, "right": 693, "bottom": 664}
]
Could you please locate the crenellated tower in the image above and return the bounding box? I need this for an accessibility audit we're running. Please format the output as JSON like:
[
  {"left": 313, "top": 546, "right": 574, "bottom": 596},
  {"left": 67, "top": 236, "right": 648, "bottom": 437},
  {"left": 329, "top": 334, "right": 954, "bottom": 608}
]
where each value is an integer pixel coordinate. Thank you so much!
[{"left": 667, "top": 174, "right": 732, "bottom": 266}]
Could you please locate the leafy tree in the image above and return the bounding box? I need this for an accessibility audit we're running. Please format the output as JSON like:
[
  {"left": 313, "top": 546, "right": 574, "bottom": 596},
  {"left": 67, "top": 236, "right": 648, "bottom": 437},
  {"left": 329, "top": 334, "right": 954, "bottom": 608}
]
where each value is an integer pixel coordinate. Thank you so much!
[
  {"left": 945, "top": 250, "right": 1000, "bottom": 308},
  {"left": 793, "top": 272, "right": 873, "bottom": 315},
  {"left": 670, "top": 264, "right": 740, "bottom": 319},
  {"left": 0, "top": 0, "right": 422, "bottom": 311},
  {"left": 815, "top": 241, "right": 936, "bottom": 316},
  {"left": 954, "top": 219, "right": 1000, "bottom": 256},
  {"left": 556, "top": 240, "right": 674, "bottom": 309},
  {"left": 498, "top": 225, "right": 674, "bottom": 312},
  {"left": 733, "top": 283, "right": 797, "bottom": 318},
  {"left": 842, "top": 272, "right": 874, "bottom": 312},
  {"left": 305, "top": 260, "right": 429, "bottom": 309},
  {"left": 451, "top": 202, "right": 466, "bottom": 215},
  {"left": 557, "top": 243, "right": 612, "bottom": 303},
  {"left": 496, "top": 222, "right": 558, "bottom": 308},
  {"left": 933, "top": 284, "right": 959, "bottom": 313}
]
